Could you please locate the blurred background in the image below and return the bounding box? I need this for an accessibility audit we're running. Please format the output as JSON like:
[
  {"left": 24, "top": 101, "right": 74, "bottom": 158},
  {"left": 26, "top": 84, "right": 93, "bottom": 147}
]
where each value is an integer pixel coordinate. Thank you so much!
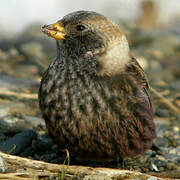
[
  {"left": 0, "top": 0, "right": 180, "bottom": 34},
  {"left": 0, "top": 0, "right": 180, "bottom": 175}
]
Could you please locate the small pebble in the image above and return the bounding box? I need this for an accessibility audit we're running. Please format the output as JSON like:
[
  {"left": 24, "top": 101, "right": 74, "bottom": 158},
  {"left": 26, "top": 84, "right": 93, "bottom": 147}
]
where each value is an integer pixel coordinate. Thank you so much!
[
  {"left": 0, "top": 156, "right": 6, "bottom": 172},
  {"left": 150, "top": 163, "right": 158, "bottom": 172},
  {"left": 166, "top": 162, "right": 177, "bottom": 170},
  {"left": 147, "top": 177, "right": 158, "bottom": 180},
  {"left": 23, "top": 115, "right": 45, "bottom": 130}
]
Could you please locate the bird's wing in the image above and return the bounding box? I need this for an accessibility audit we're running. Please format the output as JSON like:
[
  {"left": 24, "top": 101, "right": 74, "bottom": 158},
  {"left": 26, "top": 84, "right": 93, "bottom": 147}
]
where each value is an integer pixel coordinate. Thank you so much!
[
  {"left": 124, "top": 58, "right": 155, "bottom": 146},
  {"left": 128, "top": 57, "right": 153, "bottom": 112}
]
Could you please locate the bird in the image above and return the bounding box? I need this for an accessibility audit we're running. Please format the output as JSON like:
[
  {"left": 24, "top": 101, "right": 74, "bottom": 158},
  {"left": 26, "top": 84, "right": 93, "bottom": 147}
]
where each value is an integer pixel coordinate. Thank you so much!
[{"left": 39, "top": 10, "right": 156, "bottom": 161}]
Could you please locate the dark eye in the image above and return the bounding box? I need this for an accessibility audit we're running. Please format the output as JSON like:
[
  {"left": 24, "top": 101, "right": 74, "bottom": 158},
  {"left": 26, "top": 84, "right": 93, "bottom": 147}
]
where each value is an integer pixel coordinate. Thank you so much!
[{"left": 76, "top": 24, "right": 86, "bottom": 31}]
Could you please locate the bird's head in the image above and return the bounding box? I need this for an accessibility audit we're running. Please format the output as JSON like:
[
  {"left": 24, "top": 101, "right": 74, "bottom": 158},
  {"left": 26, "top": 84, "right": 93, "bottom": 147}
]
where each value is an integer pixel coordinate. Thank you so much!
[{"left": 42, "top": 11, "right": 131, "bottom": 76}]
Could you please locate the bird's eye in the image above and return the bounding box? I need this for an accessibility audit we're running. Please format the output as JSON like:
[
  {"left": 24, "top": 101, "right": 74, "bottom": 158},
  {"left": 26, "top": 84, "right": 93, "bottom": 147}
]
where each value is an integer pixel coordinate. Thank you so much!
[{"left": 76, "top": 24, "right": 86, "bottom": 31}]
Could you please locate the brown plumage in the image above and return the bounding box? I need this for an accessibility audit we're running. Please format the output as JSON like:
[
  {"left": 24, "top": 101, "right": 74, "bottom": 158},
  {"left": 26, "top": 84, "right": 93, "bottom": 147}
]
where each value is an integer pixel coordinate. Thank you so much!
[{"left": 39, "top": 11, "right": 156, "bottom": 161}]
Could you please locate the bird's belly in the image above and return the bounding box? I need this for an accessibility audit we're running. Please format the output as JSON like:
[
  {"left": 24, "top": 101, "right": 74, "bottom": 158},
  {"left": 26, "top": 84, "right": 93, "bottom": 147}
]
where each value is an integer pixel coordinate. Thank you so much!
[
  {"left": 39, "top": 69, "right": 156, "bottom": 160},
  {"left": 40, "top": 84, "right": 155, "bottom": 160}
]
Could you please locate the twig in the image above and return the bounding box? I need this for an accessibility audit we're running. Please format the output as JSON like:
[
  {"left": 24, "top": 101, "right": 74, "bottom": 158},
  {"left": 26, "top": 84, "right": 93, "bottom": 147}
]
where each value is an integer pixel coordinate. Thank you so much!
[
  {"left": 0, "top": 89, "right": 37, "bottom": 100},
  {"left": 0, "top": 173, "right": 31, "bottom": 180},
  {"left": 149, "top": 170, "right": 180, "bottom": 179},
  {"left": 0, "top": 152, "right": 166, "bottom": 179},
  {"left": 150, "top": 87, "right": 180, "bottom": 114}
]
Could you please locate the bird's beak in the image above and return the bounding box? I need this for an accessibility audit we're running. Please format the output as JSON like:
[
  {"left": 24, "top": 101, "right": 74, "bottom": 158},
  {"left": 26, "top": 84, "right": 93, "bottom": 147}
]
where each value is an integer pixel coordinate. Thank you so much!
[{"left": 41, "top": 22, "right": 66, "bottom": 40}]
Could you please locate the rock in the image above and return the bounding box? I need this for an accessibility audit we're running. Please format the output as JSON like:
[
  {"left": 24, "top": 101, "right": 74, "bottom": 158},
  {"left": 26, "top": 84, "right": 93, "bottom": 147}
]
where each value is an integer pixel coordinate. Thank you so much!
[
  {"left": 0, "top": 133, "right": 6, "bottom": 142},
  {"left": 149, "top": 162, "right": 158, "bottom": 172},
  {"left": 163, "top": 153, "right": 180, "bottom": 163},
  {"left": 20, "top": 136, "right": 53, "bottom": 158},
  {"left": 166, "top": 162, "right": 177, "bottom": 170},
  {"left": 155, "top": 109, "right": 170, "bottom": 117},
  {"left": 0, "top": 116, "right": 28, "bottom": 134},
  {"left": 154, "top": 137, "right": 171, "bottom": 147},
  {"left": 0, "top": 75, "right": 39, "bottom": 92},
  {"left": 154, "top": 159, "right": 167, "bottom": 169},
  {"left": 23, "top": 115, "right": 45, "bottom": 130},
  {"left": 0, "top": 130, "right": 37, "bottom": 155},
  {"left": 169, "top": 80, "right": 180, "bottom": 91}
]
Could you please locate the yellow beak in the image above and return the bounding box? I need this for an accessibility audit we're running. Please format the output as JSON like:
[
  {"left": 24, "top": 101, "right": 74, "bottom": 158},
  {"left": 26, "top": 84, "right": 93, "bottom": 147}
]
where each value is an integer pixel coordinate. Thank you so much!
[{"left": 42, "top": 22, "right": 66, "bottom": 40}]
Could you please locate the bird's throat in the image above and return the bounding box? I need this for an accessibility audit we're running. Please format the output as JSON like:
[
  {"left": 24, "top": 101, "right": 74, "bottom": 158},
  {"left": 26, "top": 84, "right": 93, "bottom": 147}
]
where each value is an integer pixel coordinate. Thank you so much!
[{"left": 97, "top": 35, "right": 130, "bottom": 76}]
